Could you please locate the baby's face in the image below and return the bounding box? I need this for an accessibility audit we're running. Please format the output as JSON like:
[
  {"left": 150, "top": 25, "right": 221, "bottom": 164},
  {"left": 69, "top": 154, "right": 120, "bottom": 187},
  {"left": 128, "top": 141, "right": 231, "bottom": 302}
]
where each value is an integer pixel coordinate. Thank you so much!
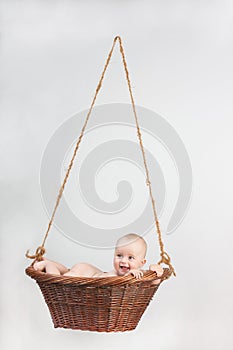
[{"left": 113, "top": 240, "right": 146, "bottom": 276}]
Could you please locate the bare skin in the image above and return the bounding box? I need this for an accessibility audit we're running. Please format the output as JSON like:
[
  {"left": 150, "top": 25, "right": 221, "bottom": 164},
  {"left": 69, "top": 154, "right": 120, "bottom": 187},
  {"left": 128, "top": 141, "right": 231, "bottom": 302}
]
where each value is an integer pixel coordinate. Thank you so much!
[{"left": 33, "top": 234, "right": 163, "bottom": 283}]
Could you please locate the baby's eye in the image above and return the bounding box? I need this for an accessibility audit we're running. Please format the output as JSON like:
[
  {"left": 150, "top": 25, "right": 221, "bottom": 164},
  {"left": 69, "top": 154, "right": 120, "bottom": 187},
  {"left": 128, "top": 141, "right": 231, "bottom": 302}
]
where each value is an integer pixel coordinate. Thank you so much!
[
  {"left": 117, "top": 254, "right": 122, "bottom": 258},
  {"left": 128, "top": 256, "right": 135, "bottom": 260}
]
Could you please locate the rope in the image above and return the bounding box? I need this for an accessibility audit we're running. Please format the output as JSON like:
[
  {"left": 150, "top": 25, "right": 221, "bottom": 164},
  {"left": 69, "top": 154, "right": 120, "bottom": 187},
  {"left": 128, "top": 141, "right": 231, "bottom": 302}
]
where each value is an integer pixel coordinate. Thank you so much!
[
  {"left": 26, "top": 37, "right": 119, "bottom": 261},
  {"left": 26, "top": 36, "right": 175, "bottom": 276},
  {"left": 115, "top": 37, "right": 175, "bottom": 276}
]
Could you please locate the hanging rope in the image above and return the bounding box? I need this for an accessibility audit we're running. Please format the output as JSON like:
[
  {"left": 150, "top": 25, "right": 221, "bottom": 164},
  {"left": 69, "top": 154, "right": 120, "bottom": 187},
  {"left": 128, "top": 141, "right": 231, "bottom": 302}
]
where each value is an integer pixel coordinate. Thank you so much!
[
  {"left": 115, "top": 37, "right": 175, "bottom": 276},
  {"left": 26, "top": 36, "right": 175, "bottom": 276}
]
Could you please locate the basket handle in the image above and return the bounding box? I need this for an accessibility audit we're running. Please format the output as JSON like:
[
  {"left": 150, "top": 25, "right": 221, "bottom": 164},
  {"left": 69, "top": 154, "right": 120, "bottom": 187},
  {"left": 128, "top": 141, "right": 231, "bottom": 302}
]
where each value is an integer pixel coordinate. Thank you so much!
[{"left": 26, "top": 36, "right": 175, "bottom": 276}]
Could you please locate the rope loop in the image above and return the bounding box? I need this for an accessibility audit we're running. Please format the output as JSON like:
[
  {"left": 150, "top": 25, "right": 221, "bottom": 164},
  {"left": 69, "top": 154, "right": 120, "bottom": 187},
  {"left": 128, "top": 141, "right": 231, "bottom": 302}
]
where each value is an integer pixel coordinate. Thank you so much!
[
  {"left": 158, "top": 251, "right": 176, "bottom": 276},
  {"left": 26, "top": 246, "right": 46, "bottom": 261}
]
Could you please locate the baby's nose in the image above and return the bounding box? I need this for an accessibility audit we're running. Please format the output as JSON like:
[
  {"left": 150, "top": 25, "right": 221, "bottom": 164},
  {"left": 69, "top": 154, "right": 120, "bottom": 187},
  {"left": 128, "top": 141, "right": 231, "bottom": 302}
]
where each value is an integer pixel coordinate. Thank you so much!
[{"left": 121, "top": 256, "right": 128, "bottom": 263}]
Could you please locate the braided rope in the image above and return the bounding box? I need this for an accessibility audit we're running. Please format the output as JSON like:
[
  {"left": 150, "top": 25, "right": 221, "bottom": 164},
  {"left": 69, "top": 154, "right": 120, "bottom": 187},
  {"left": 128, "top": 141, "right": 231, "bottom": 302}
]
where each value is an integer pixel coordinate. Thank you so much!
[
  {"left": 26, "top": 37, "right": 119, "bottom": 261},
  {"left": 26, "top": 36, "right": 175, "bottom": 276},
  {"left": 115, "top": 37, "right": 175, "bottom": 276}
]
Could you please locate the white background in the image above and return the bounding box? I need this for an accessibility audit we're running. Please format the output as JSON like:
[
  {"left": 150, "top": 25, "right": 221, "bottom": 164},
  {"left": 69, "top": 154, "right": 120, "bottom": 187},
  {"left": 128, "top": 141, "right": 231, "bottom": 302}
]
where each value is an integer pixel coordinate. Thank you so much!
[{"left": 1, "top": 0, "right": 233, "bottom": 349}]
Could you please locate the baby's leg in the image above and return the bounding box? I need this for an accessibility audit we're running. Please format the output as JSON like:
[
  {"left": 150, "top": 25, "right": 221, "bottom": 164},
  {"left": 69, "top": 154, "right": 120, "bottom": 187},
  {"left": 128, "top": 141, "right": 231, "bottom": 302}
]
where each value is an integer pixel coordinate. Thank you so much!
[
  {"left": 63, "top": 263, "right": 102, "bottom": 277},
  {"left": 34, "top": 258, "right": 68, "bottom": 275}
]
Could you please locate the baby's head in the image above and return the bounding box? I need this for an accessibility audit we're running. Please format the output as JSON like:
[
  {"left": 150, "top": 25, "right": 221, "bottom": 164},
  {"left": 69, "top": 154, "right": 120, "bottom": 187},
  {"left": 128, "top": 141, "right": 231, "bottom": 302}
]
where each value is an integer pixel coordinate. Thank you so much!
[{"left": 113, "top": 233, "right": 147, "bottom": 276}]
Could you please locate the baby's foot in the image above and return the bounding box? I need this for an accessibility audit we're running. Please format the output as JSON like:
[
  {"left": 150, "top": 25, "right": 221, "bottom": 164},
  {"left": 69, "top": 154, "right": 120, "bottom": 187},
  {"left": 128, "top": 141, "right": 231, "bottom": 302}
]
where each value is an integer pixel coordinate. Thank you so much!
[{"left": 33, "top": 260, "right": 46, "bottom": 271}]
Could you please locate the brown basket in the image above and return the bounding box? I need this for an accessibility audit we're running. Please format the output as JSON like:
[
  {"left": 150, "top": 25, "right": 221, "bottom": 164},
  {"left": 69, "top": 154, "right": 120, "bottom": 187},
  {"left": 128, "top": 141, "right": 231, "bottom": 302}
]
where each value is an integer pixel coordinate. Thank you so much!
[{"left": 26, "top": 266, "right": 171, "bottom": 332}]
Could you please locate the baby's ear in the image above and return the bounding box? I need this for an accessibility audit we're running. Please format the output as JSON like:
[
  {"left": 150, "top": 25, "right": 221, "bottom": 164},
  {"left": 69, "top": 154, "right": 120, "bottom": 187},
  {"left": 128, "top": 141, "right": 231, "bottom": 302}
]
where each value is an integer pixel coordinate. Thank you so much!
[{"left": 141, "top": 259, "right": 146, "bottom": 266}]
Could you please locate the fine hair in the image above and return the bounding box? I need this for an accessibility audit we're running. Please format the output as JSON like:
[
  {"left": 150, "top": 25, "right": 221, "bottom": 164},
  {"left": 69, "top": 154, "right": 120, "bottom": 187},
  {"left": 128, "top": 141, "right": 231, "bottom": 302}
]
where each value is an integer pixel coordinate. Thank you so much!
[{"left": 116, "top": 233, "right": 147, "bottom": 258}]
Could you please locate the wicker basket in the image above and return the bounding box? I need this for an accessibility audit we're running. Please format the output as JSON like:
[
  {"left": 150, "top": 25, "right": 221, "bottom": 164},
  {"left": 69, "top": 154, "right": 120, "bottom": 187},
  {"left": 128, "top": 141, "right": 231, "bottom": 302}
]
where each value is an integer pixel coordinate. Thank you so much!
[{"left": 26, "top": 266, "right": 171, "bottom": 332}]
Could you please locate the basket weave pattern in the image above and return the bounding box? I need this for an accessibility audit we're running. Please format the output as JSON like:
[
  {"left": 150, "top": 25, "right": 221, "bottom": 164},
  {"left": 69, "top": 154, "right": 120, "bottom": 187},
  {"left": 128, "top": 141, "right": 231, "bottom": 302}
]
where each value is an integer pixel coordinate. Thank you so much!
[{"left": 26, "top": 266, "right": 171, "bottom": 332}]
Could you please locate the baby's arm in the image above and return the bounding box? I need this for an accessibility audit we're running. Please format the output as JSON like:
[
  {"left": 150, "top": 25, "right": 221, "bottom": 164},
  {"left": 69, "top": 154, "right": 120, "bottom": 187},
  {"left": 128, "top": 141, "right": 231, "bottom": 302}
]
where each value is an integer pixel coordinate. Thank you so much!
[
  {"left": 126, "top": 265, "right": 164, "bottom": 280},
  {"left": 149, "top": 263, "right": 163, "bottom": 284},
  {"left": 33, "top": 258, "right": 69, "bottom": 275},
  {"left": 127, "top": 269, "right": 144, "bottom": 279}
]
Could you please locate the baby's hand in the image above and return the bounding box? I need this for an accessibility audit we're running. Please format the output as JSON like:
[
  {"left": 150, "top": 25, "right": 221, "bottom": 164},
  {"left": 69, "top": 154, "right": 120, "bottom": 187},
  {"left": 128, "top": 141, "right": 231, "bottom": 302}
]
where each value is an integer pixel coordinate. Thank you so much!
[
  {"left": 149, "top": 263, "right": 163, "bottom": 285},
  {"left": 149, "top": 264, "right": 163, "bottom": 277},
  {"left": 128, "top": 269, "right": 143, "bottom": 279}
]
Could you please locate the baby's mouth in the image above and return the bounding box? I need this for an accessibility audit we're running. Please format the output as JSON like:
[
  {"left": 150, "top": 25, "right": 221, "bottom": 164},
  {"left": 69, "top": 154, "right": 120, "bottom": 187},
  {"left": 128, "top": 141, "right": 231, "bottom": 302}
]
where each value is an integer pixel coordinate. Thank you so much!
[{"left": 119, "top": 265, "right": 130, "bottom": 273}]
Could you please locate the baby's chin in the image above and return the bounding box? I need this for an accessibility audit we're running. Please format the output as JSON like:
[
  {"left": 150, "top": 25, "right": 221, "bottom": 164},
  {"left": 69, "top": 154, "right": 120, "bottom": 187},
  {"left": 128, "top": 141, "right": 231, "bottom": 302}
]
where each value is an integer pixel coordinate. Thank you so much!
[{"left": 117, "top": 266, "right": 130, "bottom": 276}]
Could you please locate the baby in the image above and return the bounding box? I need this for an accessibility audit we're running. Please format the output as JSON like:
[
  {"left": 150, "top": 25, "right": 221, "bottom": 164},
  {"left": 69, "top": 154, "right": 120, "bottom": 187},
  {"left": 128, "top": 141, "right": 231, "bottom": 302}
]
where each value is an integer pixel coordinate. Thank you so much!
[{"left": 33, "top": 233, "right": 163, "bottom": 281}]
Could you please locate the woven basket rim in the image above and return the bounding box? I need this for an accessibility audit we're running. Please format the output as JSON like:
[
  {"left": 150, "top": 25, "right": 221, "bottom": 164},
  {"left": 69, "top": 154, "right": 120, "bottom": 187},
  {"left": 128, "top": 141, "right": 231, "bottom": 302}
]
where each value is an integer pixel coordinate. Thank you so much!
[{"left": 25, "top": 266, "right": 171, "bottom": 286}]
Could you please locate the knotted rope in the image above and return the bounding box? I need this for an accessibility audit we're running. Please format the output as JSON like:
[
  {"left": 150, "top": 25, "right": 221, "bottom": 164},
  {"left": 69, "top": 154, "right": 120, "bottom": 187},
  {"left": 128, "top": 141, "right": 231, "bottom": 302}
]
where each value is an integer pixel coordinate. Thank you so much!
[{"left": 26, "top": 36, "right": 175, "bottom": 276}]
